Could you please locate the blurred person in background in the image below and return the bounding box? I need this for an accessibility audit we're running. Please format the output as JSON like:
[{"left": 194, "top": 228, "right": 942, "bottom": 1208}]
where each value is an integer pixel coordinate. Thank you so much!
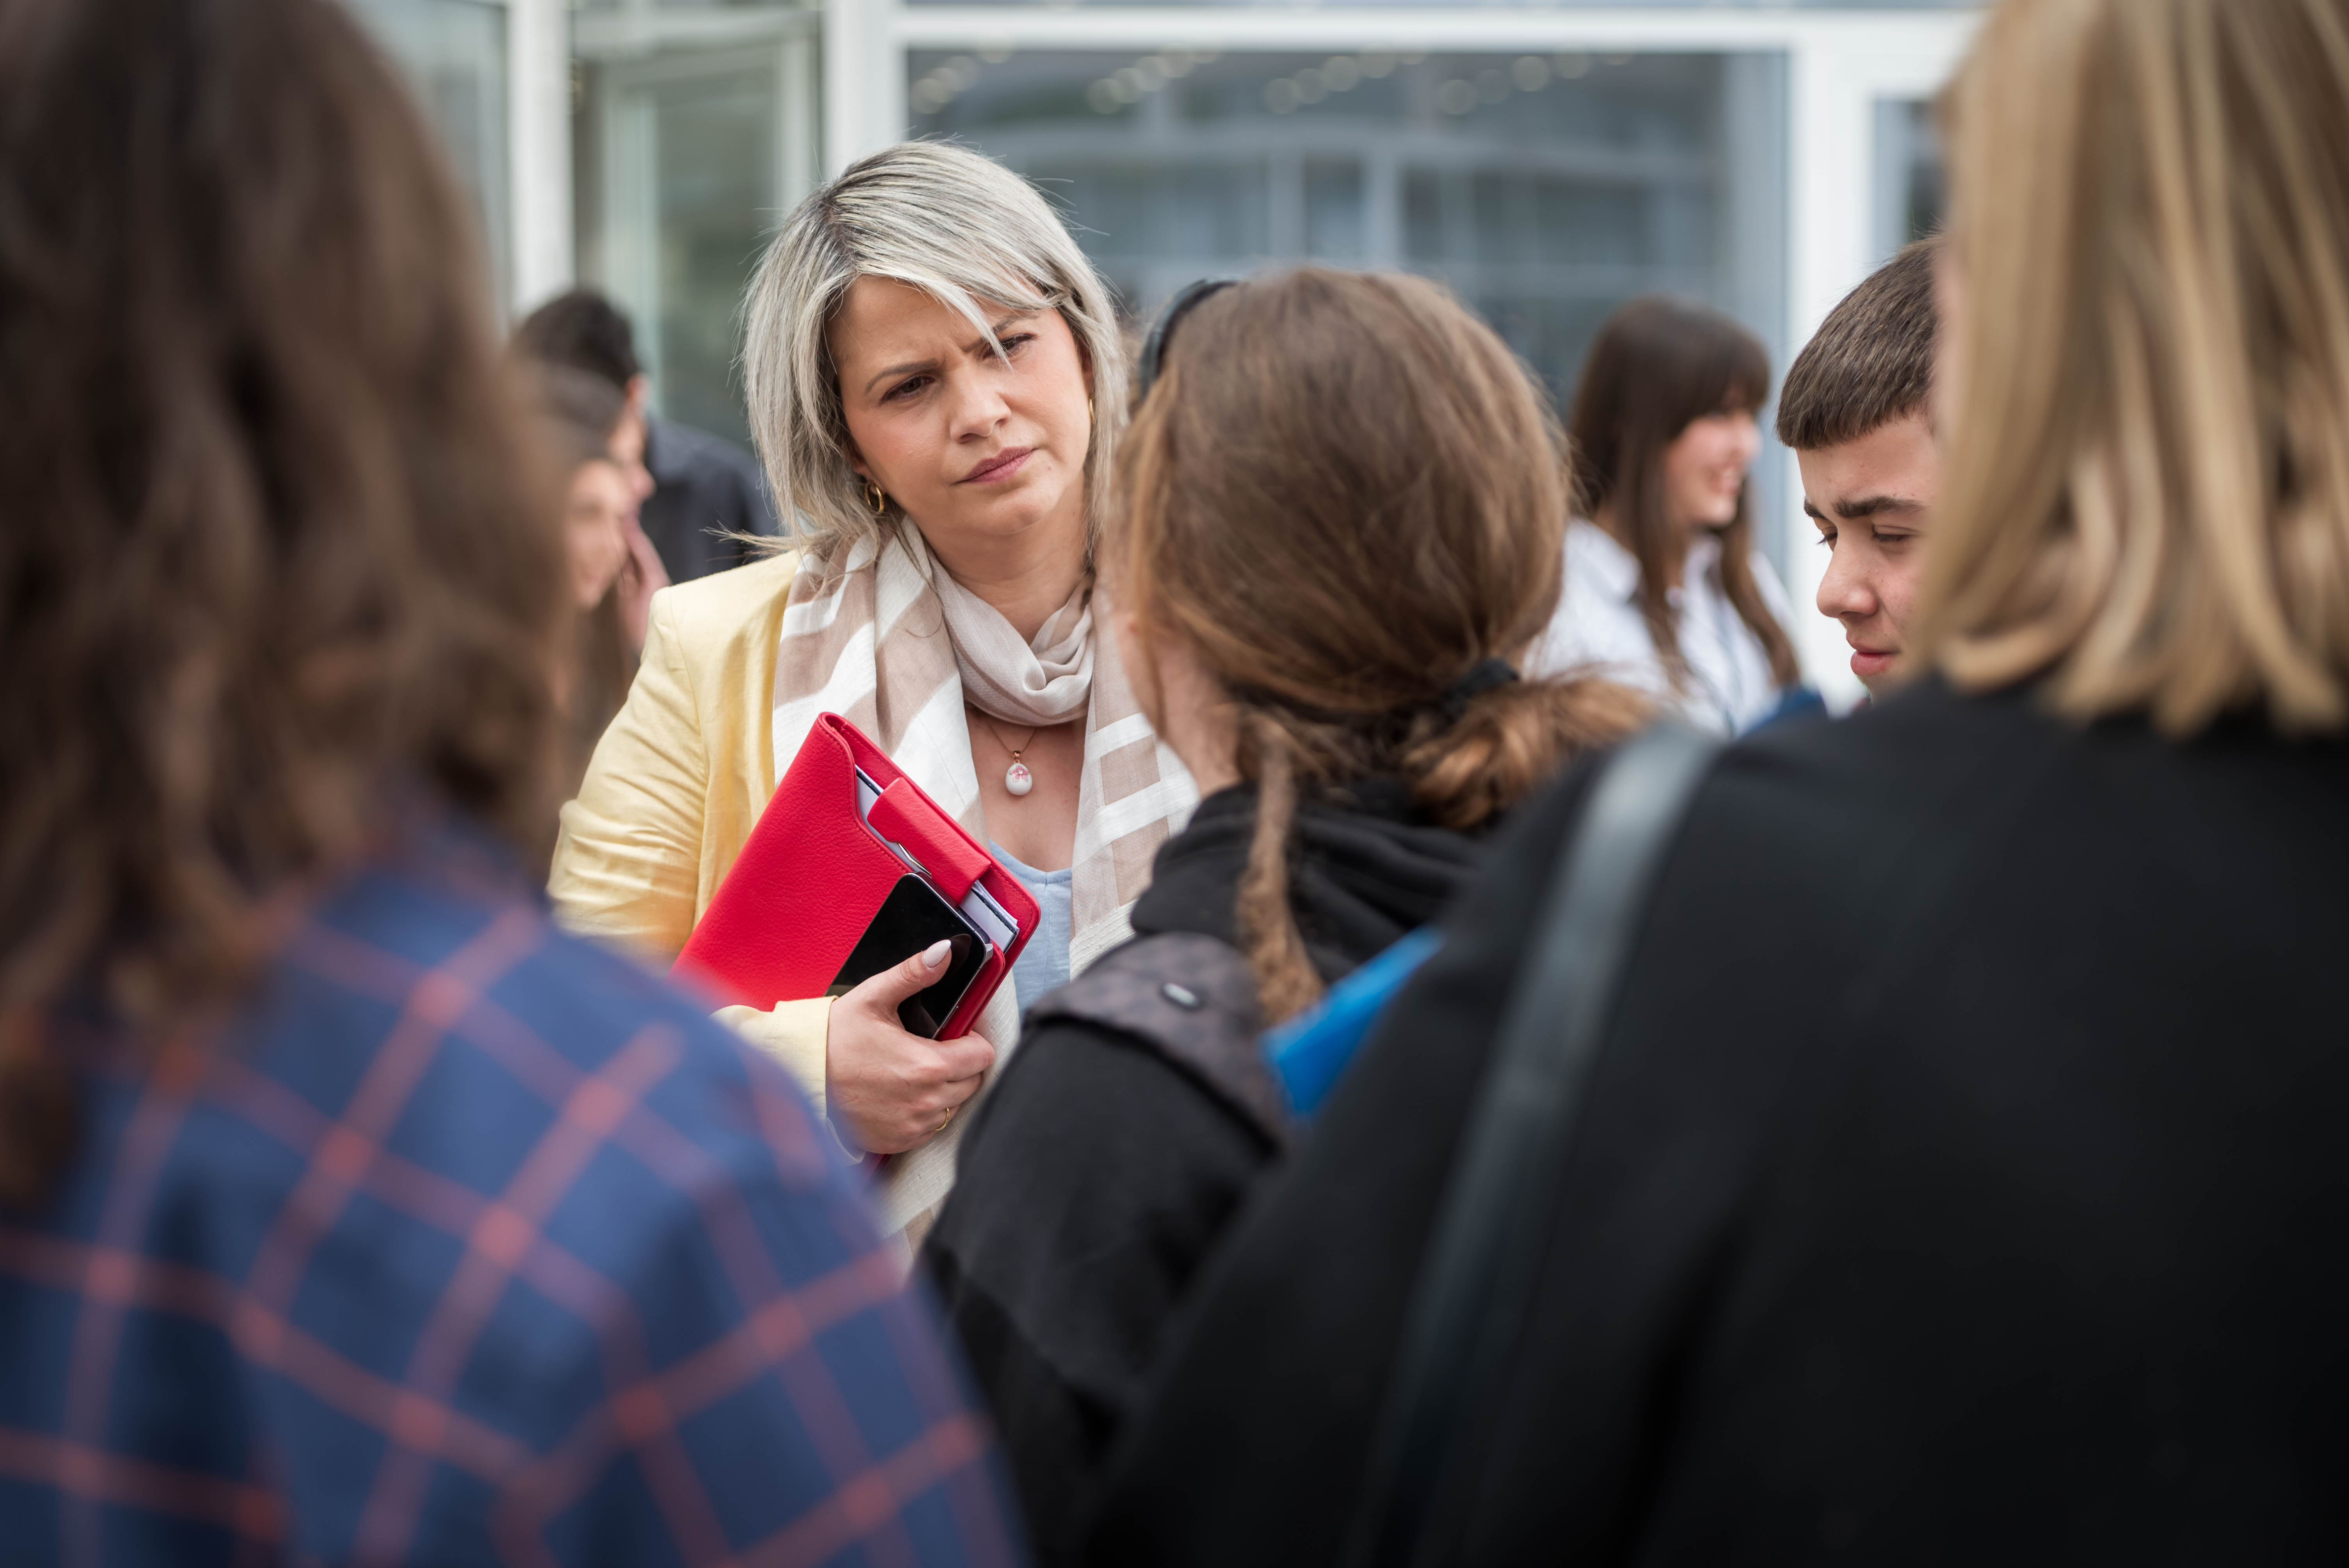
[
  {"left": 0, "top": 0, "right": 1023, "bottom": 1561},
  {"left": 1779, "top": 237, "right": 1943, "bottom": 699},
  {"left": 514, "top": 303, "right": 672, "bottom": 661},
  {"left": 550, "top": 142, "right": 1196, "bottom": 1243},
  {"left": 533, "top": 363, "right": 649, "bottom": 787},
  {"left": 1093, "top": 0, "right": 2349, "bottom": 1560},
  {"left": 516, "top": 287, "right": 780, "bottom": 584},
  {"left": 1530, "top": 296, "right": 1805, "bottom": 734},
  {"left": 923, "top": 269, "right": 1644, "bottom": 1564}
]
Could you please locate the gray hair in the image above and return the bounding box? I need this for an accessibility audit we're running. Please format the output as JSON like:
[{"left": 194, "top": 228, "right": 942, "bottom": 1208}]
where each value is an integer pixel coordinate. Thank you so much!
[{"left": 741, "top": 140, "right": 1129, "bottom": 557}]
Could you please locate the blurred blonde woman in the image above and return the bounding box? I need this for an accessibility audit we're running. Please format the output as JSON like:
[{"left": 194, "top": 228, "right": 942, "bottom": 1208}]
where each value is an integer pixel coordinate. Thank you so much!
[
  {"left": 1090, "top": 0, "right": 2349, "bottom": 1561},
  {"left": 551, "top": 142, "right": 1196, "bottom": 1235}
]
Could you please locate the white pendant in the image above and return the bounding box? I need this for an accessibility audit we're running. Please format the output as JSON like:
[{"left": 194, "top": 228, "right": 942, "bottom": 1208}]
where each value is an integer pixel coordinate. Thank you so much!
[{"left": 1004, "top": 761, "right": 1034, "bottom": 797}]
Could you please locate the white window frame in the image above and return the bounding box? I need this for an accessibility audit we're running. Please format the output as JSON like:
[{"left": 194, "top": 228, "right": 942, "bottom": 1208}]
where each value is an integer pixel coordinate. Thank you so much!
[{"left": 509, "top": 0, "right": 574, "bottom": 310}]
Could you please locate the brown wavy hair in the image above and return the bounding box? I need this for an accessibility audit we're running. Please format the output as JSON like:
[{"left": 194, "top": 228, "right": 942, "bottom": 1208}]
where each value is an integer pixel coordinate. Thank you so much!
[
  {"left": 0, "top": 0, "right": 568, "bottom": 1202},
  {"left": 1568, "top": 296, "right": 1799, "bottom": 688},
  {"left": 1111, "top": 269, "right": 1648, "bottom": 1021}
]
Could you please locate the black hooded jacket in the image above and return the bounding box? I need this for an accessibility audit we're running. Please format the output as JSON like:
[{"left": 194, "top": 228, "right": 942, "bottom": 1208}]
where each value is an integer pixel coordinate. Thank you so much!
[
  {"left": 921, "top": 779, "right": 1483, "bottom": 1564},
  {"left": 1090, "top": 680, "right": 2349, "bottom": 1566}
]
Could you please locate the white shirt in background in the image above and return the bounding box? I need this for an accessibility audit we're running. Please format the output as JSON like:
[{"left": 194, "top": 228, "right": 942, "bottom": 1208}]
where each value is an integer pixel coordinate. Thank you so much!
[{"left": 1530, "top": 520, "right": 1797, "bottom": 737}]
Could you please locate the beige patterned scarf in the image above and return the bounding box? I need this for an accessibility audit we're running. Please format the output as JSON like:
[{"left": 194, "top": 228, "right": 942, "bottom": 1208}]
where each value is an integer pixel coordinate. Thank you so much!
[{"left": 771, "top": 522, "right": 1196, "bottom": 1231}]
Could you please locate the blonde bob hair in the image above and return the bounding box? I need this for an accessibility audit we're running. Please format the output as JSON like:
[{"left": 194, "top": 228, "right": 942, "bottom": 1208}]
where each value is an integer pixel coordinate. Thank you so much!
[
  {"left": 742, "top": 140, "right": 1129, "bottom": 555},
  {"left": 1919, "top": 0, "right": 2349, "bottom": 735}
]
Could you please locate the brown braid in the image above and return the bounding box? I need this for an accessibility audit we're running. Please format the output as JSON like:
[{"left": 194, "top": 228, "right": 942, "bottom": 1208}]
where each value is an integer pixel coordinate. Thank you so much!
[
  {"left": 1108, "top": 269, "right": 1650, "bottom": 1023},
  {"left": 1215, "top": 680, "right": 1647, "bottom": 1021},
  {"left": 1233, "top": 715, "right": 1323, "bottom": 1021}
]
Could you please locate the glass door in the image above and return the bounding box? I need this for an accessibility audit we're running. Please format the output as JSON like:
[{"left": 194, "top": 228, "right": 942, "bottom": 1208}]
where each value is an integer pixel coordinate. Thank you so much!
[{"left": 581, "top": 39, "right": 816, "bottom": 445}]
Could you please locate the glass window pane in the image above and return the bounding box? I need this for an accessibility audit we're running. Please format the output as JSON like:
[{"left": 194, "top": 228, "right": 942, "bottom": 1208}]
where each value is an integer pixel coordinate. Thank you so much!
[
  {"left": 588, "top": 59, "right": 777, "bottom": 446},
  {"left": 1873, "top": 98, "right": 1948, "bottom": 262},
  {"left": 909, "top": 46, "right": 1784, "bottom": 412},
  {"left": 907, "top": 0, "right": 1972, "bottom": 7},
  {"left": 1305, "top": 160, "right": 1365, "bottom": 262},
  {"left": 343, "top": 0, "right": 510, "bottom": 302},
  {"left": 652, "top": 70, "right": 773, "bottom": 444}
]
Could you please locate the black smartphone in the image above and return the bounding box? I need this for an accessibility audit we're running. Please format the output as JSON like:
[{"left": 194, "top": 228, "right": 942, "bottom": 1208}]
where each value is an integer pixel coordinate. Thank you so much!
[{"left": 825, "top": 875, "right": 992, "bottom": 1039}]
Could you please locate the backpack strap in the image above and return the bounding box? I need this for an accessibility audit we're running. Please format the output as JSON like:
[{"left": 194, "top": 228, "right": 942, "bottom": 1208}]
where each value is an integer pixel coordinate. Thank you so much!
[
  {"left": 1025, "top": 932, "right": 1292, "bottom": 1149},
  {"left": 1345, "top": 722, "right": 1723, "bottom": 1568}
]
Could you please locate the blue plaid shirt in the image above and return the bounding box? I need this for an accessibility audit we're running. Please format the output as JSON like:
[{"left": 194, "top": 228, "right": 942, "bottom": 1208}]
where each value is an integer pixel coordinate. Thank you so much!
[{"left": 0, "top": 816, "right": 1027, "bottom": 1566}]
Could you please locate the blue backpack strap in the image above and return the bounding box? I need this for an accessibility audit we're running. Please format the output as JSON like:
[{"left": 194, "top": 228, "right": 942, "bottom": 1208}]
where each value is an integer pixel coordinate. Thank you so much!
[
  {"left": 1025, "top": 932, "right": 1291, "bottom": 1148},
  {"left": 1265, "top": 927, "right": 1445, "bottom": 1118}
]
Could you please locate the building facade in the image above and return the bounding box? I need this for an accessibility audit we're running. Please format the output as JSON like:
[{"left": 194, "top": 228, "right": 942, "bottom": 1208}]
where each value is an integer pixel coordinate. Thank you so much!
[{"left": 351, "top": 0, "right": 1979, "bottom": 704}]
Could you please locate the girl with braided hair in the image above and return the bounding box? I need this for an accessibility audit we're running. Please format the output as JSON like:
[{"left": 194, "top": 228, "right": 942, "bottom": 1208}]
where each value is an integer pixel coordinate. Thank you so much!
[{"left": 923, "top": 267, "right": 1645, "bottom": 1563}]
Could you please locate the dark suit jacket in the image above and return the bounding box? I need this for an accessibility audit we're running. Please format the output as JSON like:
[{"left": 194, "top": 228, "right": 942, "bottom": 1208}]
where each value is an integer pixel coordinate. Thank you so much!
[
  {"left": 1093, "top": 677, "right": 2349, "bottom": 1566},
  {"left": 640, "top": 417, "right": 777, "bottom": 581}
]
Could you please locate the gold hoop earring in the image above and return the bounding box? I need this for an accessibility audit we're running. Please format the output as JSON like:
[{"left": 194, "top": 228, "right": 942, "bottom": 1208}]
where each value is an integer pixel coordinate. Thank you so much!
[
  {"left": 1088, "top": 397, "right": 1096, "bottom": 424},
  {"left": 863, "top": 479, "right": 887, "bottom": 515}
]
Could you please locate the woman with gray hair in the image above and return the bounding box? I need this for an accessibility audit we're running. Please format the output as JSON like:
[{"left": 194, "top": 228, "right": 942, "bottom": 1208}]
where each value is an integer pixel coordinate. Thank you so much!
[{"left": 550, "top": 142, "right": 1196, "bottom": 1237}]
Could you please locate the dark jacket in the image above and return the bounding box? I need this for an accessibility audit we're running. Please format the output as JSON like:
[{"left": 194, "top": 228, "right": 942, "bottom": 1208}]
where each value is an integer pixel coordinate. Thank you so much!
[
  {"left": 1091, "top": 677, "right": 2349, "bottom": 1566},
  {"left": 924, "top": 779, "right": 1485, "bottom": 1565},
  {"left": 639, "top": 417, "right": 777, "bottom": 582}
]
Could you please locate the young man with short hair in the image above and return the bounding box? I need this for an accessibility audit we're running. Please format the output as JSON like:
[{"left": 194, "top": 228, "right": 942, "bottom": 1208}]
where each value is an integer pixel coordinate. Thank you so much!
[{"left": 1776, "top": 237, "right": 1941, "bottom": 695}]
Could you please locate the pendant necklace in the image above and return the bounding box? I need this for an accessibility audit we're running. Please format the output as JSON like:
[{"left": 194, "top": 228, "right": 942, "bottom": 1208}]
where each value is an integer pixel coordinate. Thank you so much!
[{"left": 978, "top": 714, "right": 1041, "bottom": 797}]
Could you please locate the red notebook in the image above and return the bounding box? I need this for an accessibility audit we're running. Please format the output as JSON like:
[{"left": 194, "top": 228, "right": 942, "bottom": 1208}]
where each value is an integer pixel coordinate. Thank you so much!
[{"left": 672, "top": 713, "right": 1038, "bottom": 1040}]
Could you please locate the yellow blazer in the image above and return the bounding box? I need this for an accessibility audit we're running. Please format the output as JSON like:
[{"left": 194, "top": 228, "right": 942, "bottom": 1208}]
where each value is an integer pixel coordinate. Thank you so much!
[{"left": 548, "top": 552, "right": 834, "bottom": 1104}]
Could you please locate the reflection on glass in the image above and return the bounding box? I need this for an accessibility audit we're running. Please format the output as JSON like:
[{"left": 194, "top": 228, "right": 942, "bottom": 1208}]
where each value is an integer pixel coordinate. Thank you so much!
[
  {"left": 652, "top": 71, "right": 773, "bottom": 444},
  {"left": 575, "top": 0, "right": 803, "bottom": 7},
  {"left": 1873, "top": 98, "right": 1947, "bottom": 262},
  {"left": 1306, "top": 160, "right": 1365, "bottom": 260},
  {"left": 911, "top": 0, "right": 1969, "bottom": 5},
  {"left": 343, "top": 0, "right": 510, "bottom": 301},
  {"left": 909, "top": 48, "right": 1782, "bottom": 408},
  {"left": 593, "top": 62, "right": 777, "bottom": 447}
]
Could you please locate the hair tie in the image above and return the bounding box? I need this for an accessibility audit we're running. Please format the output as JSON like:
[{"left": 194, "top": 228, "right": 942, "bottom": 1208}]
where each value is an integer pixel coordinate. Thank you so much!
[{"left": 1438, "top": 658, "right": 1520, "bottom": 723}]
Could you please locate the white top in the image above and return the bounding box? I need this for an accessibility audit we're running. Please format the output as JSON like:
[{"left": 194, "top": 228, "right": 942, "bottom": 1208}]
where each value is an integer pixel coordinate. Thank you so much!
[{"left": 1531, "top": 520, "right": 1797, "bottom": 737}]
